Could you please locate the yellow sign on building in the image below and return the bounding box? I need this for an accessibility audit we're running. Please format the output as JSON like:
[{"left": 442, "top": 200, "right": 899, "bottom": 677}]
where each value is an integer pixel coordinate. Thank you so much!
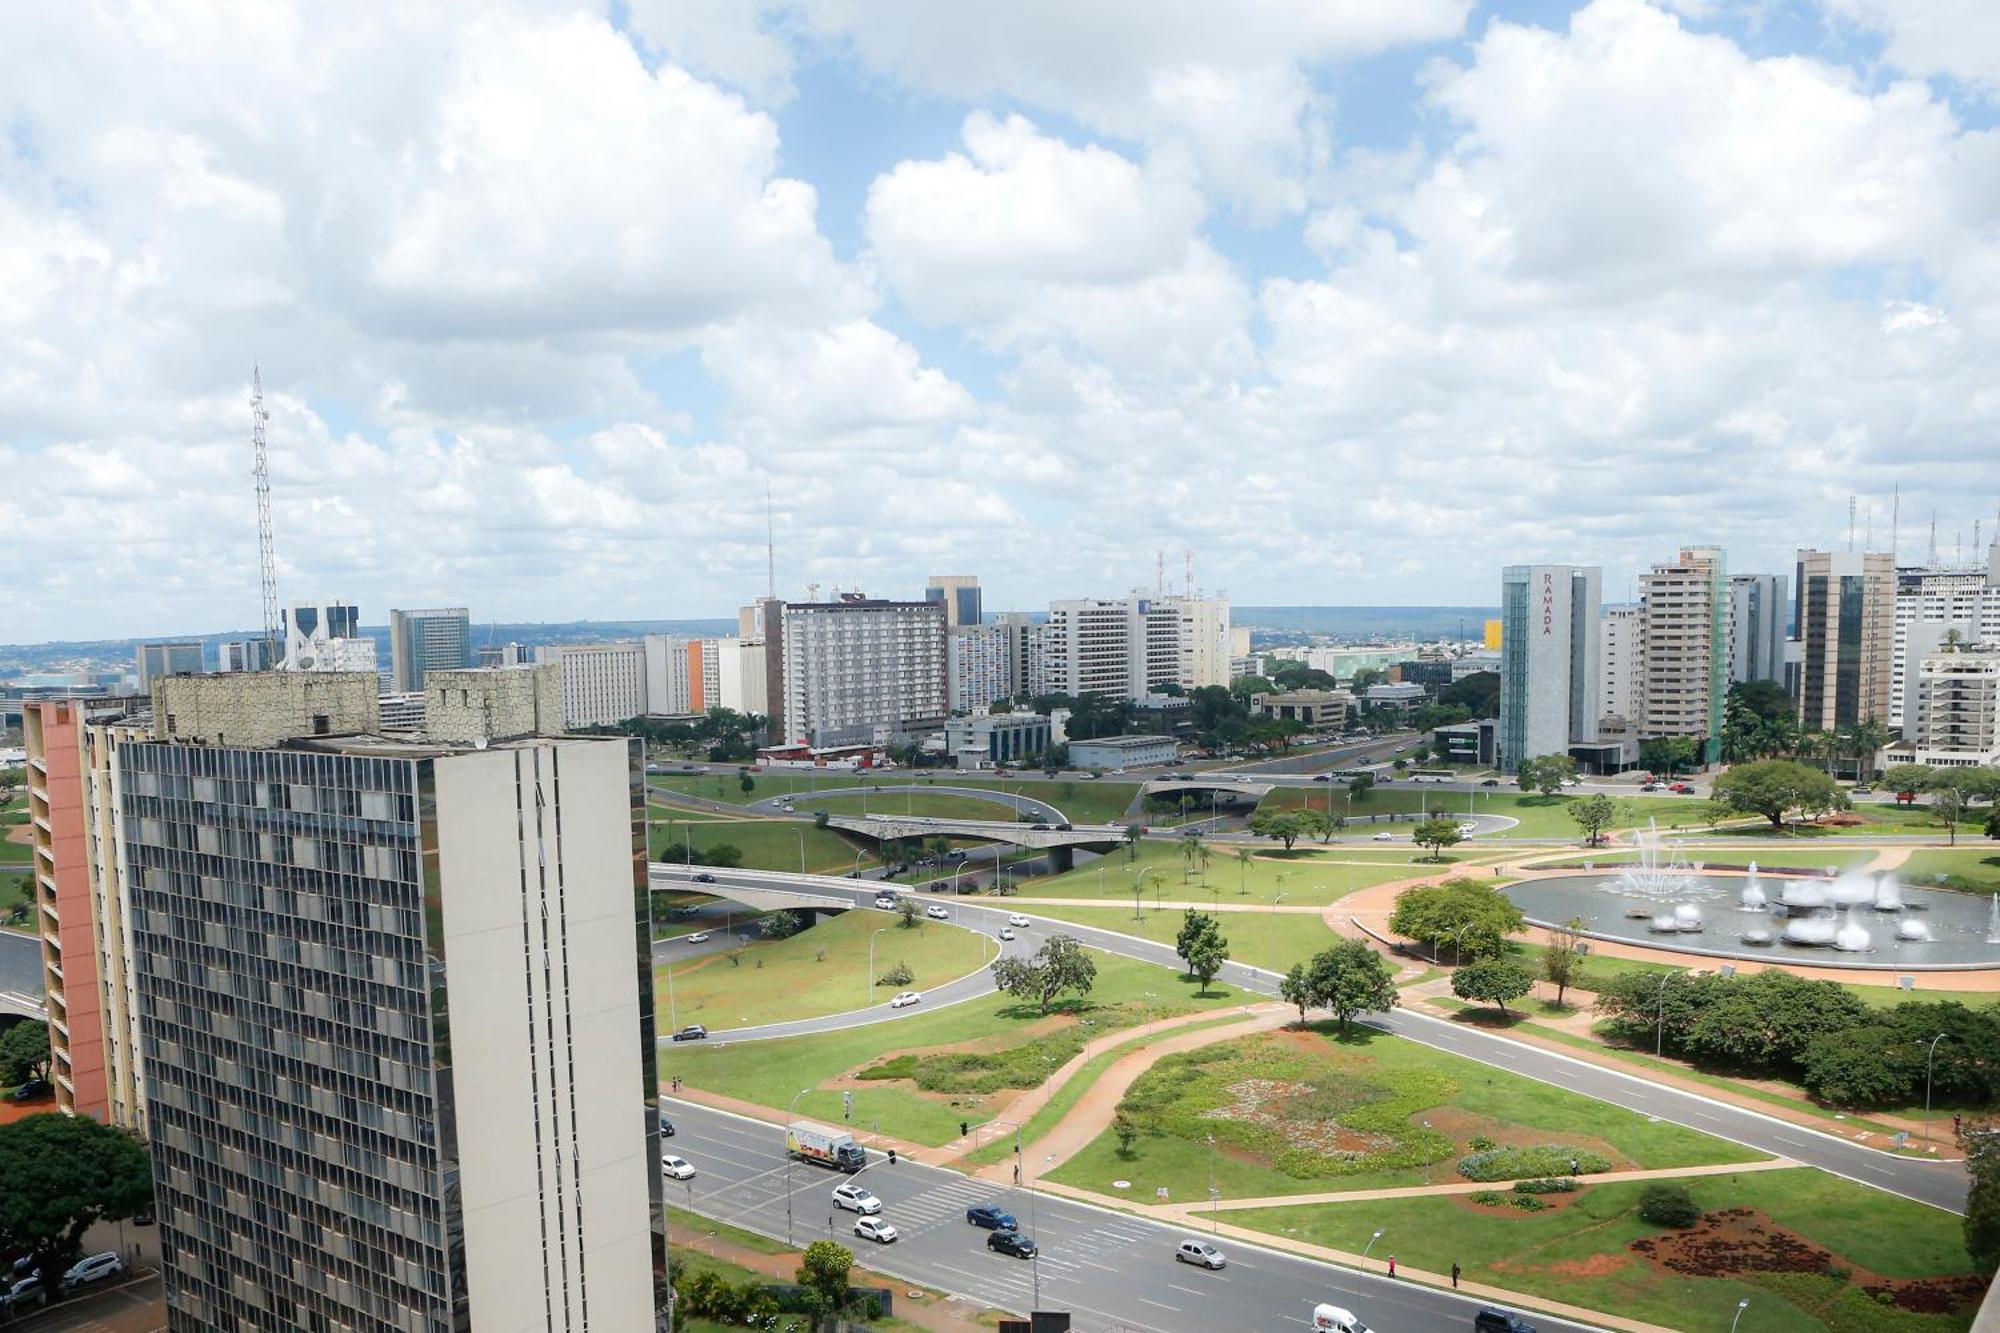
[{"left": 1483, "top": 618, "right": 1503, "bottom": 650}]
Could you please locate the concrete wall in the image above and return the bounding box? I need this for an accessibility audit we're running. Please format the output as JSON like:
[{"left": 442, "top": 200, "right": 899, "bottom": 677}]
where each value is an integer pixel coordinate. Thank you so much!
[
  {"left": 151, "top": 672, "right": 379, "bottom": 747},
  {"left": 424, "top": 665, "right": 564, "bottom": 742}
]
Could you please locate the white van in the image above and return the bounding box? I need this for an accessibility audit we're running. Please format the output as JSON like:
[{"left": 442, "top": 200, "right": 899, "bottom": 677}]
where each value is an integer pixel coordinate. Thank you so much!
[{"left": 1313, "top": 1305, "right": 1372, "bottom": 1333}]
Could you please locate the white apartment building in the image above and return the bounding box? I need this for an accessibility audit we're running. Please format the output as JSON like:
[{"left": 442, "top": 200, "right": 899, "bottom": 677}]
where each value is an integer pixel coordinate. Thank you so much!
[
  {"left": 1045, "top": 595, "right": 1183, "bottom": 701},
  {"left": 644, "top": 634, "right": 725, "bottom": 715},
  {"left": 535, "top": 640, "right": 648, "bottom": 728},
  {"left": 781, "top": 596, "right": 948, "bottom": 746},
  {"left": 948, "top": 624, "right": 1014, "bottom": 713},
  {"left": 1174, "top": 595, "right": 1233, "bottom": 690},
  {"left": 1891, "top": 542, "right": 2000, "bottom": 738},
  {"left": 716, "top": 636, "right": 766, "bottom": 716},
  {"left": 1913, "top": 645, "right": 2000, "bottom": 767},
  {"left": 1599, "top": 605, "right": 1641, "bottom": 723},
  {"left": 1637, "top": 546, "right": 1728, "bottom": 763}
]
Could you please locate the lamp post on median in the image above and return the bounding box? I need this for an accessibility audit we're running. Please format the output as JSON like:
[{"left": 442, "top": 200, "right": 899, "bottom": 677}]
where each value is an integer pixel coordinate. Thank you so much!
[
  {"left": 1363, "top": 1228, "right": 1385, "bottom": 1264},
  {"left": 795, "top": 826, "right": 807, "bottom": 874},
  {"left": 784, "top": 1087, "right": 810, "bottom": 1246},
  {"left": 1207, "top": 1133, "right": 1220, "bottom": 1234},
  {"left": 868, "top": 927, "right": 888, "bottom": 1007},
  {"left": 1924, "top": 1032, "right": 1951, "bottom": 1146},
  {"left": 1731, "top": 1298, "right": 1750, "bottom": 1332}
]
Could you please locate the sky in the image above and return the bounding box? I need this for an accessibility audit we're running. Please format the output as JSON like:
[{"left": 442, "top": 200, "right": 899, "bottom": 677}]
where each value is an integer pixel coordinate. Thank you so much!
[{"left": 5, "top": 0, "right": 2000, "bottom": 642}]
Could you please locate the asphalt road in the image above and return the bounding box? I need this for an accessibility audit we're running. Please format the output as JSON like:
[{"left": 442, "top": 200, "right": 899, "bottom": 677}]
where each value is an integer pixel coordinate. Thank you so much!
[
  {"left": 657, "top": 865, "right": 1972, "bottom": 1215},
  {"left": 663, "top": 1099, "right": 1595, "bottom": 1333},
  {"left": 755, "top": 783, "right": 1074, "bottom": 825}
]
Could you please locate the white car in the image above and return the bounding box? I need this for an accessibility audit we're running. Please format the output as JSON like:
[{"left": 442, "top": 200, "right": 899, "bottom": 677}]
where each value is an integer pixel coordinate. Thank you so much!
[
  {"left": 854, "top": 1216, "right": 899, "bottom": 1244},
  {"left": 874, "top": 896, "right": 898, "bottom": 910},
  {"left": 832, "top": 1183, "right": 882, "bottom": 1214},
  {"left": 997, "top": 927, "right": 1016, "bottom": 941},
  {"left": 660, "top": 1155, "right": 696, "bottom": 1180},
  {"left": 890, "top": 991, "right": 923, "bottom": 1008},
  {"left": 926, "top": 904, "right": 949, "bottom": 920},
  {"left": 1372, "top": 832, "right": 1396, "bottom": 842},
  {"left": 685, "top": 932, "right": 711, "bottom": 944},
  {"left": 1008, "top": 913, "right": 1031, "bottom": 928},
  {"left": 1457, "top": 824, "right": 1478, "bottom": 835},
  {"left": 62, "top": 1252, "right": 124, "bottom": 1289},
  {"left": 1175, "top": 1238, "right": 1226, "bottom": 1270}
]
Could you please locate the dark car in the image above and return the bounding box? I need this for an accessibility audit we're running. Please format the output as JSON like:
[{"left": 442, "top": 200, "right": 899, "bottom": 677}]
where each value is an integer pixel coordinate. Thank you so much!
[
  {"left": 1313, "top": 774, "right": 1332, "bottom": 782},
  {"left": 1474, "top": 1310, "right": 1537, "bottom": 1333},
  {"left": 1480, "top": 778, "right": 1499, "bottom": 787},
  {"left": 965, "top": 1204, "right": 1017, "bottom": 1231},
  {"left": 658, "top": 1115, "right": 675, "bottom": 1137},
  {"left": 988, "top": 1230, "right": 1037, "bottom": 1258},
  {"left": 1055, "top": 822, "right": 1073, "bottom": 831},
  {"left": 692, "top": 873, "right": 717, "bottom": 884},
  {"left": 10, "top": 1079, "right": 50, "bottom": 1103},
  {"left": 1030, "top": 823, "right": 1050, "bottom": 831},
  {"left": 670, "top": 1025, "right": 708, "bottom": 1042}
]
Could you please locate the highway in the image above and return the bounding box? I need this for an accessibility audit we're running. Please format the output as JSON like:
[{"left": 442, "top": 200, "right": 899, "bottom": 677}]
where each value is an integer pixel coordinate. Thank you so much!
[
  {"left": 658, "top": 865, "right": 1972, "bottom": 1215},
  {"left": 663, "top": 1099, "right": 1597, "bottom": 1333}
]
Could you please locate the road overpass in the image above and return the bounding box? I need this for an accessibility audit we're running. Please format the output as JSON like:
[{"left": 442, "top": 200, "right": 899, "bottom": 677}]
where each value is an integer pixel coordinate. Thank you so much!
[
  {"left": 1138, "top": 776, "right": 1275, "bottom": 801},
  {"left": 819, "top": 813, "right": 1128, "bottom": 870}
]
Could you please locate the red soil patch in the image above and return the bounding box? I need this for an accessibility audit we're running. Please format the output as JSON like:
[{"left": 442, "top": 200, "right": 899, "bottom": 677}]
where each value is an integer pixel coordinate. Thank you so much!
[
  {"left": 1453, "top": 1188, "right": 1586, "bottom": 1220},
  {"left": 1420, "top": 1107, "right": 1631, "bottom": 1170},
  {"left": 1540, "top": 1252, "right": 1630, "bottom": 1279}
]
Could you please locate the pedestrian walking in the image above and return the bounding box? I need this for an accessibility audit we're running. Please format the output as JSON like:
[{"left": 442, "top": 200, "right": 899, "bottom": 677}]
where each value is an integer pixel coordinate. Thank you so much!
[
  {"left": 1451, "top": 1262, "right": 1461, "bottom": 1289},
  {"left": 1387, "top": 1256, "right": 1397, "bottom": 1279},
  {"left": 888, "top": 1148, "right": 898, "bottom": 1165}
]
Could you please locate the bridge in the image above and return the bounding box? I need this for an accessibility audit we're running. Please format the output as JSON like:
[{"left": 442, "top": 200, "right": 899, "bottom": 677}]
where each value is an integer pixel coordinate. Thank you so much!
[
  {"left": 0, "top": 990, "right": 46, "bottom": 1023},
  {"left": 1138, "top": 776, "right": 1276, "bottom": 800},
  {"left": 816, "top": 813, "right": 1128, "bottom": 871},
  {"left": 646, "top": 865, "right": 856, "bottom": 914}
]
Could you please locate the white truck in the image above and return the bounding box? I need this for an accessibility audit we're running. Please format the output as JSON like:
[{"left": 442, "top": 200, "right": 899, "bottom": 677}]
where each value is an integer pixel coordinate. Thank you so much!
[{"left": 786, "top": 1121, "right": 867, "bottom": 1173}]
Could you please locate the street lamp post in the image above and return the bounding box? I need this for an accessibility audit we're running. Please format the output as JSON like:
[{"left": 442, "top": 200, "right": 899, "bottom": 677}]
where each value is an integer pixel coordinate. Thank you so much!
[
  {"left": 1730, "top": 1298, "right": 1750, "bottom": 1332},
  {"left": 1207, "top": 1133, "right": 1219, "bottom": 1234},
  {"left": 1363, "top": 1228, "right": 1385, "bottom": 1264},
  {"left": 665, "top": 957, "right": 677, "bottom": 1032},
  {"left": 1924, "top": 1032, "right": 1951, "bottom": 1146},
  {"left": 795, "top": 827, "right": 806, "bottom": 874},
  {"left": 784, "top": 1088, "right": 809, "bottom": 1246},
  {"left": 868, "top": 927, "right": 889, "bottom": 1006},
  {"left": 1422, "top": 1120, "right": 1432, "bottom": 1185}
]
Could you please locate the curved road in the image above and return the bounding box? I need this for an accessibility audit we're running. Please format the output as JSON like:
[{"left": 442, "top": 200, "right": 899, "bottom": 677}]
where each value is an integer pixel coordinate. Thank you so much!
[
  {"left": 655, "top": 864, "right": 1970, "bottom": 1215},
  {"left": 753, "top": 783, "right": 1075, "bottom": 825}
]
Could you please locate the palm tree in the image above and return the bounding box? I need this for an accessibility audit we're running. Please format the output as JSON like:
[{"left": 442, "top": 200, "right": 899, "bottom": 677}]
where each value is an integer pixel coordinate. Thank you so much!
[
  {"left": 1758, "top": 712, "right": 1799, "bottom": 760},
  {"left": 1235, "top": 847, "right": 1253, "bottom": 896}
]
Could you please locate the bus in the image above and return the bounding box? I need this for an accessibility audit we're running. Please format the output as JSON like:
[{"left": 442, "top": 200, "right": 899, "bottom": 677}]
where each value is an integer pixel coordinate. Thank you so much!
[{"left": 1408, "top": 769, "right": 1456, "bottom": 783}]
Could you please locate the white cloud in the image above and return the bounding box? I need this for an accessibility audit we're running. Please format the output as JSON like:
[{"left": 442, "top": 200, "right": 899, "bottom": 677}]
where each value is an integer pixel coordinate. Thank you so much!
[{"left": 1819, "top": 0, "right": 2000, "bottom": 97}]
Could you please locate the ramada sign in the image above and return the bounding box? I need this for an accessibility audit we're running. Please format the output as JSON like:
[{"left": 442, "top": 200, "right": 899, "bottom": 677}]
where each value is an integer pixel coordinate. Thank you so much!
[{"left": 1541, "top": 572, "right": 1556, "bottom": 637}]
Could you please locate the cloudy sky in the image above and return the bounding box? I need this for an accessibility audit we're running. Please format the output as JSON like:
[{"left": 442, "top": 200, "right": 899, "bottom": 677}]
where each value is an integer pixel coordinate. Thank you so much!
[{"left": 5, "top": 0, "right": 1999, "bottom": 642}]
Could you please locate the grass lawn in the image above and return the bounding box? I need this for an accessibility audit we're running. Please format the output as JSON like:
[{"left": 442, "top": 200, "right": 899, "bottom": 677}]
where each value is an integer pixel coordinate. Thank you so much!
[
  {"left": 1229, "top": 1168, "right": 1978, "bottom": 1333},
  {"left": 649, "top": 772, "right": 1141, "bottom": 825},
  {"left": 1259, "top": 787, "right": 1630, "bottom": 838},
  {"left": 666, "top": 1238, "right": 936, "bottom": 1333},
  {"left": 1526, "top": 848, "right": 1880, "bottom": 872},
  {"left": 1016, "top": 902, "right": 1344, "bottom": 975},
  {"left": 1011, "top": 839, "right": 1427, "bottom": 906},
  {"left": 661, "top": 952, "right": 1243, "bottom": 1146},
  {"left": 657, "top": 909, "right": 990, "bottom": 1029},
  {"left": 651, "top": 816, "right": 876, "bottom": 873},
  {"left": 1711, "top": 803, "right": 1988, "bottom": 840},
  {"left": 1899, "top": 849, "right": 2000, "bottom": 894},
  {"left": 1048, "top": 1023, "right": 1762, "bottom": 1205}
]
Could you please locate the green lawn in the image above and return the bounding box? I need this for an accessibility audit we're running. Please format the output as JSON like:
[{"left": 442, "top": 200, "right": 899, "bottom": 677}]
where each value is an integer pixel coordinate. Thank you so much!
[
  {"left": 1048, "top": 1024, "right": 1762, "bottom": 1205},
  {"left": 650, "top": 816, "right": 876, "bottom": 873},
  {"left": 666, "top": 1236, "right": 937, "bottom": 1333},
  {"left": 658, "top": 909, "right": 990, "bottom": 1029},
  {"left": 1527, "top": 848, "right": 1880, "bottom": 872},
  {"left": 648, "top": 772, "right": 1142, "bottom": 825},
  {"left": 1011, "top": 838, "right": 1426, "bottom": 906},
  {"left": 1712, "top": 803, "right": 1989, "bottom": 840},
  {"left": 661, "top": 952, "right": 1243, "bottom": 1146},
  {"left": 1899, "top": 849, "right": 2000, "bottom": 894},
  {"left": 1229, "top": 1168, "right": 1978, "bottom": 1333},
  {"left": 1017, "top": 903, "right": 1343, "bottom": 975},
  {"left": 1259, "top": 787, "right": 1629, "bottom": 838}
]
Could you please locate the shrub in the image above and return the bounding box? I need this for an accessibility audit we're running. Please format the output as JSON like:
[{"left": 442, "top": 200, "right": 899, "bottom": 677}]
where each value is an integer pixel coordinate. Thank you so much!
[
  {"left": 1638, "top": 1182, "right": 1700, "bottom": 1228},
  {"left": 1468, "top": 1135, "right": 1497, "bottom": 1152},
  {"left": 877, "top": 962, "right": 914, "bottom": 987},
  {"left": 1469, "top": 1190, "right": 1508, "bottom": 1206},
  {"left": 1456, "top": 1145, "right": 1610, "bottom": 1182},
  {"left": 1507, "top": 1194, "right": 1548, "bottom": 1212},
  {"left": 1513, "top": 1177, "right": 1577, "bottom": 1195}
]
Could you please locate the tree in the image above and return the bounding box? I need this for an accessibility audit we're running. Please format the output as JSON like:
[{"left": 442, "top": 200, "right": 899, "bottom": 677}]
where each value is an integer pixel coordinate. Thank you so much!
[
  {"left": 1305, "top": 940, "right": 1399, "bottom": 1033},
  {"left": 1638, "top": 1183, "right": 1700, "bottom": 1228},
  {"left": 896, "top": 898, "right": 920, "bottom": 930},
  {"left": 702, "top": 843, "right": 745, "bottom": 869},
  {"left": 1176, "top": 910, "right": 1230, "bottom": 995},
  {"left": 758, "top": 910, "right": 804, "bottom": 940},
  {"left": 1388, "top": 879, "right": 1526, "bottom": 961},
  {"left": 1124, "top": 824, "right": 1144, "bottom": 861},
  {"left": 1247, "top": 810, "right": 1305, "bottom": 851},
  {"left": 1297, "top": 809, "right": 1336, "bottom": 844},
  {"left": 1639, "top": 736, "right": 1700, "bottom": 776},
  {"left": 739, "top": 773, "right": 756, "bottom": 796},
  {"left": 0, "top": 1114, "right": 153, "bottom": 1298},
  {"left": 1451, "top": 958, "right": 1534, "bottom": 1017},
  {"left": 1235, "top": 847, "right": 1254, "bottom": 895},
  {"left": 1540, "top": 918, "right": 1587, "bottom": 1008},
  {"left": 1562, "top": 794, "right": 1614, "bottom": 847},
  {"left": 797, "top": 1239, "right": 854, "bottom": 1317},
  {"left": 1113, "top": 1112, "right": 1139, "bottom": 1157},
  {"left": 1987, "top": 806, "right": 2000, "bottom": 841},
  {"left": 1964, "top": 1123, "right": 2000, "bottom": 1272},
  {"left": 990, "top": 934, "right": 1098, "bottom": 1014},
  {"left": 0, "top": 1023, "right": 50, "bottom": 1086},
  {"left": 1516, "top": 754, "right": 1577, "bottom": 796},
  {"left": 1440, "top": 671, "right": 1499, "bottom": 716},
  {"left": 1350, "top": 667, "right": 1389, "bottom": 691},
  {"left": 1709, "top": 759, "right": 1844, "bottom": 830},
  {"left": 1348, "top": 773, "right": 1375, "bottom": 801},
  {"left": 1279, "top": 963, "right": 1314, "bottom": 1025},
  {"left": 1412, "top": 817, "right": 1463, "bottom": 861}
]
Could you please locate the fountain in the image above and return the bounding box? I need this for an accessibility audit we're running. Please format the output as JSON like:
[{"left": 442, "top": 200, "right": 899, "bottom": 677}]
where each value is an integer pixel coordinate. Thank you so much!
[
  {"left": 1783, "top": 914, "right": 1838, "bottom": 946},
  {"left": 1898, "top": 918, "right": 1933, "bottom": 943},
  {"left": 1739, "top": 863, "right": 1767, "bottom": 911},
  {"left": 1648, "top": 913, "right": 1680, "bottom": 934},
  {"left": 1615, "top": 820, "right": 1714, "bottom": 901},
  {"left": 1873, "top": 874, "right": 1905, "bottom": 912},
  {"left": 1988, "top": 895, "right": 2000, "bottom": 946},
  {"left": 1741, "top": 927, "right": 1775, "bottom": 946},
  {"left": 1834, "top": 904, "right": 1873, "bottom": 953},
  {"left": 1673, "top": 903, "right": 1704, "bottom": 932},
  {"left": 1780, "top": 879, "right": 1828, "bottom": 909},
  {"left": 1827, "top": 870, "right": 1876, "bottom": 907}
]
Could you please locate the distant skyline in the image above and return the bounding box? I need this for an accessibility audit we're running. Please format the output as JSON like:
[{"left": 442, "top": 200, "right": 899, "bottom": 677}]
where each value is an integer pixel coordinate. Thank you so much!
[{"left": 7, "top": 1, "right": 2000, "bottom": 640}]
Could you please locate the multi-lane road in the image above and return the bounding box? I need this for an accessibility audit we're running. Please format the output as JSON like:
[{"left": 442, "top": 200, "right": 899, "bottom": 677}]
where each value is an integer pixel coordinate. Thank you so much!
[{"left": 664, "top": 1099, "right": 1596, "bottom": 1333}]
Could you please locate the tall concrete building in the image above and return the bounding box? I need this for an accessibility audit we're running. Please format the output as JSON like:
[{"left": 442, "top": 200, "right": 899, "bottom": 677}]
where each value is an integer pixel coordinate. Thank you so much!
[
  {"left": 535, "top": 640, "right": 648, "bottom": 728},
  {"left": 947, "top": 624, "right": 1014, "bottom": 714},
  {"left": 1796, "top": 549, "right": 1896, "bottom": 734},
  {"left": 991, "top": 612, "right": 1050, "bottom": 699},
  {"left": 1498, "top": 565, "right": 1601, "bottom": 773},
  {"left": 388, "top": 607, "right": 472, "bottom": 692},
  {"left": 716, "top": 636, "right": 767, "bottom": 717},
  {"left": 1890, "top": 540, "right": 2000, "bottom": 737},
  {"left": 1599, "top": 605, "right": 1642, "bottom": 723},
  {"left": 1044, "top": 595, "right": 1183, "bottom": 701},
  {"left": 1172, "top": 595, "right": 1233, "bottom": 690},
  {"left": 1638, "top": 546, "right": 1728, "bottom": 764},
  {"left": 127, "top": 672, "right": 657, "bottom": 1332},
  {"left": 1727, "top": 573, "right": 1789, "bottom": 686},
  {"left": 217, "top": 639, "right": 279, "bottom": 672},
  {"left": 135, "top": 641, "right": 203, "bottom": 688},
  {"left": 1912, "top": 644, "right": 2000, "bottom": 768},
  {"left": 925, "top": 575, "right": 983, "bottom": 630},
  {"left": 740, "top": 598, "right": 787, "bottom": 741},
  {"left": 281, "top": 598, "right": 377, "bottom": 674},
  {"left": 780, "top": 595, "right": 947, "bottom": 746},
  {"left": 643, "top": 635, "right": 724, "bottom": 715}
]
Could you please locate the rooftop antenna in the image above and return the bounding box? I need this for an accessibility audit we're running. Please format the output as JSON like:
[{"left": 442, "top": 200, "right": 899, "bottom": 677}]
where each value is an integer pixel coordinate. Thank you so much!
[
  {"left": 1929, "top": 511, "right": 1939, "bottom": 566},
  {"left": 1155, "top": 550, "right": 1164, "bottom": 597},
  {"left": 1847, "top": 495, "right": 1856, "bottom": 551},
  {"left": 1890, "top": 484, "right": 1900, "bottom": 561},
  {"left": 251, "top": 363, "right": 280, "bottom": 667},
  {"left": 1184, "top": 547, "right": 1194, "bottom": 598},
  {"left": 764, "top": 481, "right": 776, "bottom": 601},
  {"left": 1864, "top": 502, "right": 1873, "bottom": 552}
]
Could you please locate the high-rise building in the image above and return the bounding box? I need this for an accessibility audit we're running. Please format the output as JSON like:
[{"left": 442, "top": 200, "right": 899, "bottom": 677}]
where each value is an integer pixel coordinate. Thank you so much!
[
  {"left": 740, "top": 598, "right": 787, "bottom": 741},
  {"left": 1638, "top": 546, "right": 1728, "bottom": 763},
  {"left": 716, "top": 636, "right": 766, "bottom": 716},
  {"left": 1913, "top": 644, "right": 2000, "bottom": 767},
  {"left": 535, "top": 640, "right": 648, "bottom": 728},
  {"left": 643, "top": 635, "right": 725, "bottom": 715},
  {"left": 947, "top": 625, "right": 1014, "bottom": 713},
  {"left": 128, "top": 671, "right": 656, "bottom": 1332},
  {"left": 281, "top": 599, "right": 377, "bottom": 674},
  {"left": 1498, "top": 565, "right": 1601, "bottom": 773},
  {"left": 1171, "top": 595, "right": 1233, "bottom": 690},
  {"left": 925, "top": 575, "right": 983, "bottom": 630},
  {"left": 780, "top": 595, "right": 947, "bottom": 746},
  {"left": 1599, "top": 606, "right": 1642, "bottom": 723},
  {"left": 476, "top": 641, "right": 531, "bottom": 668},
  {"left": 1889, "top": 541, "right": 2000, "bottom": 738},
  {"left": 1727, "top": 574, "right": 1789, "bottom": 686},
  {"left": 1044, "top": 595, "right": 1183, "bottom": 701},
  {"left": 388, "top": 607, "right": 472, "bottom": 692},
  {"left": 217, "top": 639, "right": 279, "bottom": 672},
  {"left": 135, "top": 641, "right": 203, "bottom": 688},
  {"left": 1796, "top": 549, "right": 1896, "bottom": 734}
]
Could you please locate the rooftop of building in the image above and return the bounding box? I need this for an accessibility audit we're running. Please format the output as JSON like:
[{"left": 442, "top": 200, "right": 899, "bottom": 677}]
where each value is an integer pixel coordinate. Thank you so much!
[{"left": 1068, "top": 734, "right": 1176, "bottom": 750}]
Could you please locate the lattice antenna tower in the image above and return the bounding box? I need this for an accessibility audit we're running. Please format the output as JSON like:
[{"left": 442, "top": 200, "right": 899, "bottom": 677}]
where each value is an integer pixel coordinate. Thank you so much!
[
  {"left": 251, "top": 364, "right": 281, "bottom": 664},
  {"left": 765, "top": 480, "right": 776, "bottom": 601}
]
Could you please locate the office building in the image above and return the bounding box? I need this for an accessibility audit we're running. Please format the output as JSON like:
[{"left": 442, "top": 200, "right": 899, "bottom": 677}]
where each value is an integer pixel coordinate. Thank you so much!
[
  {"left": 1890, "top": 540, "right": 2000, "bottom": 737},
  {"left": 992, "top": 613, "right": 1050, "bottom": 699},
  {"left": 1251, "top": 689, "right": 1354, "bottom": 730},
  {"left": 644, "top": 635, "right": 723, "bottom": 715},
  {"left": 1433, "top": 718, "right": 1499, "bottom": 767},
  {"left": 475, "top": 641, "right": 530, "bottom": 668},
  {"left": 1068, "top": 734, "right": 1177, "bottom": 771},
  {"left": 1912, "top": 645, "right": 2000, "bottom": 767},
  {"left": 1796, "top": 549, "right": 1896, "bottom": 734},
  {"left": 947, "top": 625, "right": 1014, "bottom": 714},
  {"left": 128, "top": 672, "right": 656, "bottom": 1332},
  {"left": 1172, "top": 595, "right": 1233, "bottom": 690},
  {"left": 1230, "top": 626, "right": 1253, "bottom": 657},
  {"left": 1498, "top": 565, "right": 1602, "bottom": 773},
  {"left": 716, "top": 636, "right": 766, "bottom": 716},
  {"left": 1599, "top": 605, "right": 1642, "bottom": 723},
  {"left": 377, "top": 691, "right": 426, "bottom": 729},
  {"left": 780, "top": 596, "right": 947, "bottom": 746},
  {"left": 1392, "top": 660, "right": 1454, "bottom": 692},
  {"left": 135, "top": 641, "right": 203, "bottom": 688},
  {"left": 388, "top": 607, "right": 472, "bottom": 693},
  {"left": 281, "top": 599, "right": 377, "bottom": 674},
  {"left": 217, "top": 639, "right": 279, "bottom": 673},
  {"left": 945, "top": 713, "right": 1052, "bottom": 769},
  {"left": 1044, "top": 595, "right": 1183, "bottom": 701},
  {"left": 1638, "top": 546, "right": 1728, "bottom": 763},
  {"left": 535, "top": 640, "right": 648, "bottom": 728},
  {"left": 925, "top": 575, "right": 983, "bottom": 630},
  {"left": 1727, "top": 573, "right": 1789, "bottom": 686},
  {"left": 1364, "top": 682, "right": 1427, "bottom": 712},
  {"left": 740, "top": 598, "right": 788, "bottom": 740}
]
